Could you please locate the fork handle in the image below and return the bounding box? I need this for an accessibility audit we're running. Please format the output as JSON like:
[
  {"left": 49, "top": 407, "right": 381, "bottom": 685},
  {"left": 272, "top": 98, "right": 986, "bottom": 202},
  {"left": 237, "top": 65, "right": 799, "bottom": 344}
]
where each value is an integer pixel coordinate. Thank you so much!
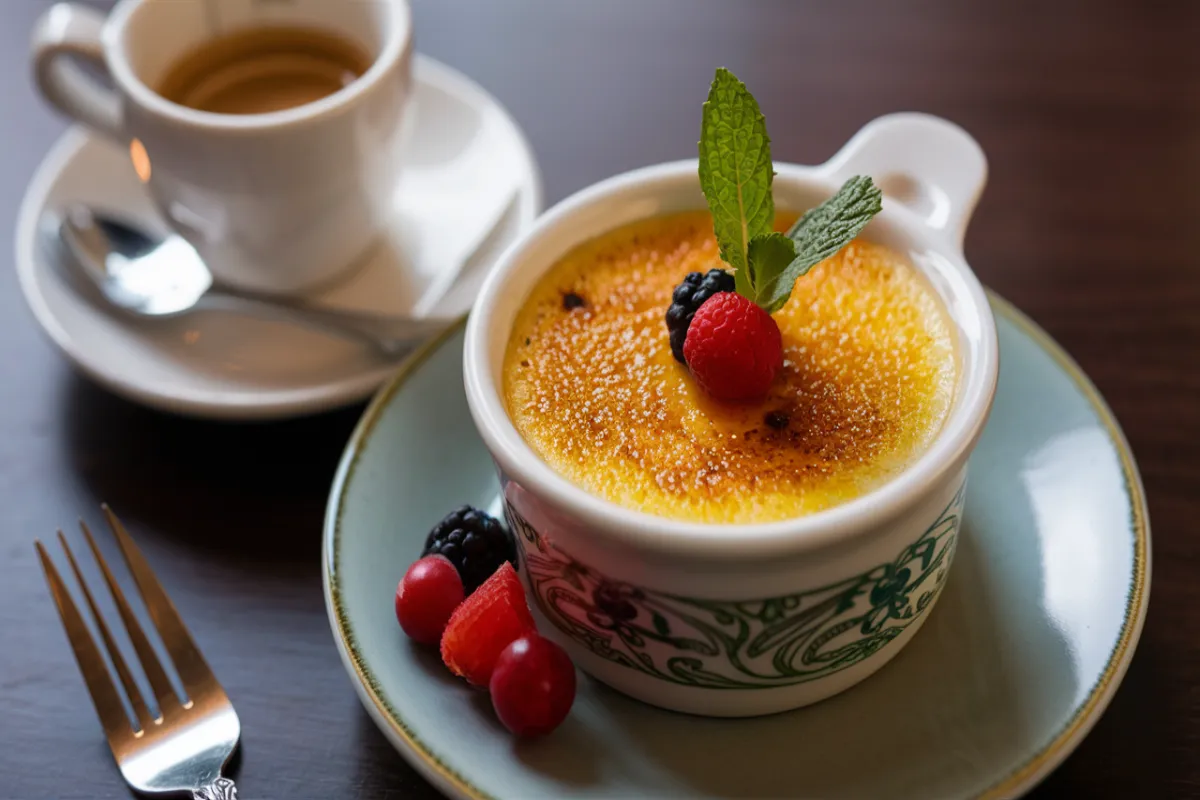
[{"left": 194, "top": 777, "right": 238, "bottom": 799}]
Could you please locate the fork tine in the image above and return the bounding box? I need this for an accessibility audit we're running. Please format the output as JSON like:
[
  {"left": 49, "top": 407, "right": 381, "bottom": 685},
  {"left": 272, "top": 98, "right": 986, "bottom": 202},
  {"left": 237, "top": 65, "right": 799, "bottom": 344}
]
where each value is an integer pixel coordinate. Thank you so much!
[
  {"left": 58, "top": 531, "right": 153, "bottom": 730},
  {"left": 101, "top": 505, "right": 220, "bottom": 698},
  {"left": 80, "top": 519, "right": 181, "bottom": 714},
  {"left": 35, "top": 540, "right": 132, "bottom": 744}
]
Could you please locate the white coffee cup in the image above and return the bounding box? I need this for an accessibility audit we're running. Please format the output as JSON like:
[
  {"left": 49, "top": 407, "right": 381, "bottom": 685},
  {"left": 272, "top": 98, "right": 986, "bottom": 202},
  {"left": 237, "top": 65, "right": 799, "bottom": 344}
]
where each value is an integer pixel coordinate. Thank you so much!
[{"left": 32, "top": 0, "right": 414, "bottom": 295}]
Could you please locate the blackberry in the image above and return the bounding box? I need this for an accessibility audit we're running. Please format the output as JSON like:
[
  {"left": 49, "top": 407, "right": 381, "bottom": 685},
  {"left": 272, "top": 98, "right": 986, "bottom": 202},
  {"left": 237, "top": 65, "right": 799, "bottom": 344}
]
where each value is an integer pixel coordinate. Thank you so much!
[
  {"left": 665, "top": 268, "right": 735, "bottom": 363},
  {"left": 422, "top": 506, "right": 516, "bottom": 594}
]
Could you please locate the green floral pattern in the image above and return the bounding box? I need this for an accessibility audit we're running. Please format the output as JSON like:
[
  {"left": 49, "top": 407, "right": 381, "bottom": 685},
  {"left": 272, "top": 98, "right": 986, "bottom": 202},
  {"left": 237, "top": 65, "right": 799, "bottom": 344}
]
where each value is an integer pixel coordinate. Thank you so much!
[{"left": 503, "top": 483, "right": 963, "bottom": 689}]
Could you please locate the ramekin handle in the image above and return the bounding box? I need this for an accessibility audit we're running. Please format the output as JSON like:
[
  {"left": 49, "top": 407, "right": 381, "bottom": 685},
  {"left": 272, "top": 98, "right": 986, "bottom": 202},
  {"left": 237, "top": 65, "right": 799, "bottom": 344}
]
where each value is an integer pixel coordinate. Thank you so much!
[{"left": 818, "top": 113, "right": 987, "bottom": 253}]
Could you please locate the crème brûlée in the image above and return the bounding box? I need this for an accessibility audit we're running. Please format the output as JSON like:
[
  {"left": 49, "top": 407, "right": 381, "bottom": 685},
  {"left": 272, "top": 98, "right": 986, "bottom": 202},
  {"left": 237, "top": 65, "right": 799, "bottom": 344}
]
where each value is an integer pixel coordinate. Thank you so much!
[{"left": 501, "top": 210, "right": 958, "bottom": 525}]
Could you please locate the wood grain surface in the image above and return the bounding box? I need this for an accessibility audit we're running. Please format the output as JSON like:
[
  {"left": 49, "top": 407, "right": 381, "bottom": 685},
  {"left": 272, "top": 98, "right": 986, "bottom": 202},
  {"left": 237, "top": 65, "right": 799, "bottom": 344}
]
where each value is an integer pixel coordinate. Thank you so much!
[{"left": 2, "top": 0, "right": 1197, "bottom": 797}]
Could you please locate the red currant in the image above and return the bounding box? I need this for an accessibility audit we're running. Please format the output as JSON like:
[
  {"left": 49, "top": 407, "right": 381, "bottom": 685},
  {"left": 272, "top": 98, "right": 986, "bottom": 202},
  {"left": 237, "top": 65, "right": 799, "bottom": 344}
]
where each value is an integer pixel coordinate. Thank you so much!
[
  {"left": 395, "top": 555, "right": 464, "bottom": 645},
  {"left": 489, "top": 634, "right": 576, "bottom": 737}
]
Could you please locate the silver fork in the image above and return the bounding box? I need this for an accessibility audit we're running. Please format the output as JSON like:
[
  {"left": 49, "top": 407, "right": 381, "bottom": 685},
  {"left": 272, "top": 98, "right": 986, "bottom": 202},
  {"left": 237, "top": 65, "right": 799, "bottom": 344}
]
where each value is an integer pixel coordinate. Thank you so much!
[{"left": 35, "top": 506, "right": 240, "bottom": 799}]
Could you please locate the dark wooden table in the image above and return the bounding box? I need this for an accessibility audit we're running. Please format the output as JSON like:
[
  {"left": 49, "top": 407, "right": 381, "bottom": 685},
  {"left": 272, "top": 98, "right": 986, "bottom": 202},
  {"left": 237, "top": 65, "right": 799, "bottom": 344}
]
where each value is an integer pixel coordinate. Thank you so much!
[{"left": 3, "top": 0, "right": 1197, "bottom": 797}]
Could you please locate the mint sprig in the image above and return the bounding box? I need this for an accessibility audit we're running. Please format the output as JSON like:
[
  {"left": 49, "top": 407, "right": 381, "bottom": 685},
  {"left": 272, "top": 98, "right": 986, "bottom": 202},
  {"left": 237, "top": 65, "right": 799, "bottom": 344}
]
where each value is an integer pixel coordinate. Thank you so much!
[{"left": 697, "top": 69, "right": 883, "bottom": 314}]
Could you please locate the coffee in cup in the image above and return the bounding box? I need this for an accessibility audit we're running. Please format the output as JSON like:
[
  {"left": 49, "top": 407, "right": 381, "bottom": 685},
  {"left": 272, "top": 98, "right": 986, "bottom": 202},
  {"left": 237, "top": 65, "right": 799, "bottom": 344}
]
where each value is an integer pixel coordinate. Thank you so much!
[{"left": 156, "top": 26, "right": 373, "bottom": 116}]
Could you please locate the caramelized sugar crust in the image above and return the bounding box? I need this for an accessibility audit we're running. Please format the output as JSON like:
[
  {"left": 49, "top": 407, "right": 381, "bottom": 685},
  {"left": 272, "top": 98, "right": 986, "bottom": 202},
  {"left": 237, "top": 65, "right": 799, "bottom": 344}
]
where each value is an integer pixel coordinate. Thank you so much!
[{"left": 502, "top": 211, "right": 957, "bottom": 524}]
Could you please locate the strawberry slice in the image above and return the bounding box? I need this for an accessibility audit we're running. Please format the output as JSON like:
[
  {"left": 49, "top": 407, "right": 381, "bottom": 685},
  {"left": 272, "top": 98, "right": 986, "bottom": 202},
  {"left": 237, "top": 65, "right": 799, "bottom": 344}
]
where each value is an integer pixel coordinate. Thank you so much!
[{"left": 441, "top": 562, "right": 536, "bottom": 686}]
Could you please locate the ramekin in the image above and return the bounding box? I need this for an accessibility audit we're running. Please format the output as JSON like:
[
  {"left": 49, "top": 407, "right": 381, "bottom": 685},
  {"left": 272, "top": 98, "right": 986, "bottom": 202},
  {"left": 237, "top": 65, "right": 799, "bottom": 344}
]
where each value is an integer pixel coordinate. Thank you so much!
[{"left": 464, "top": 113, "right": 998, "bottom": 717}]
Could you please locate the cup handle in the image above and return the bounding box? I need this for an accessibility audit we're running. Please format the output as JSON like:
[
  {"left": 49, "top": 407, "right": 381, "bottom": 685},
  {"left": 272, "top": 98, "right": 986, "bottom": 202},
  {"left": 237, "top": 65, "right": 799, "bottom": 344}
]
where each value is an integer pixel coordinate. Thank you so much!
[
  {"left": 32, "top": 3, "right": 124, "bottom": 142},
  {"left": 817, "top": 113, "right": 987, "bottom": 253}
]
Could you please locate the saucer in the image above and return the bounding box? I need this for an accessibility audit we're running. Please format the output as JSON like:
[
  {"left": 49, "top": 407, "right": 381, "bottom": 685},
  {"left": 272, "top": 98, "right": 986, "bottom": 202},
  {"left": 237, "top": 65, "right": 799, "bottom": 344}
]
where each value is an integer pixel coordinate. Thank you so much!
[
  {"left": 15, "top": 55, "right": 542, "bottom": 420},
  {"left": 323, "top": 294, "right": 1149, "bottom": 799}
]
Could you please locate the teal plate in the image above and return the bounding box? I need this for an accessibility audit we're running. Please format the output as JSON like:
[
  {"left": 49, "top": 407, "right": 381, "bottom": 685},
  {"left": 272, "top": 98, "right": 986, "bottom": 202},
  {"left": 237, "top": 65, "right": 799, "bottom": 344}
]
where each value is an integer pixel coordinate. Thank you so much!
[{"left": 323, "top": 294, "right": 1150, "bottom": 800}]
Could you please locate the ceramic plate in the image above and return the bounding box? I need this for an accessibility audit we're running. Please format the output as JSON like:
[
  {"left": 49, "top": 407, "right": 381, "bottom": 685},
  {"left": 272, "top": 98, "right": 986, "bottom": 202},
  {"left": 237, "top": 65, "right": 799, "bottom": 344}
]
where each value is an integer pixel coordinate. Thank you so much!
[
  {"left": 323, "top": 294, "right": 1149, "bottom": 799},
  {"left": 15, "top": 55, "right": 542, "bottom": 420}
]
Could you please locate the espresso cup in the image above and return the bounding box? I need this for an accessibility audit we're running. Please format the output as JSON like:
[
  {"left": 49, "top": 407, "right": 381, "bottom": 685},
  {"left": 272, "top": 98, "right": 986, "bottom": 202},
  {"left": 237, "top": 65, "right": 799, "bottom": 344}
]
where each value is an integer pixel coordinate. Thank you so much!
[{"left": 32, "top": 0, "right": 414, "bottom": 295}]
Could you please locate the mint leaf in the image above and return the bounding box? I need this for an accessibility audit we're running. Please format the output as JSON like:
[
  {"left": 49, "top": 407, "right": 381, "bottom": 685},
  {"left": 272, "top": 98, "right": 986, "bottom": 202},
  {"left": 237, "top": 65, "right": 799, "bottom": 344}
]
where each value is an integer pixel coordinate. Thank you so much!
[
  {"left": 698, "top": 67, "right": 775, "bottom": 292},
  {"left": 785, "top": 175, "right": 882, "bottom": 263},
  {"left": 745, "top": 232, "right": 796, "bottom": 310},
  {"left": 754, "top": 176, "right": 883, "bottom": 313}
]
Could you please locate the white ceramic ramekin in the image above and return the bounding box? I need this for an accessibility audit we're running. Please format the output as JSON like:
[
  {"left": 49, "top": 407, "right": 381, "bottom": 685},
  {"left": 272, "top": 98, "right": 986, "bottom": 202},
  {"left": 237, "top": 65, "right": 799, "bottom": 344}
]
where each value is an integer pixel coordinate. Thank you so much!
[{"left": 464, "top": 113, "right": 998, "bottom": 717}]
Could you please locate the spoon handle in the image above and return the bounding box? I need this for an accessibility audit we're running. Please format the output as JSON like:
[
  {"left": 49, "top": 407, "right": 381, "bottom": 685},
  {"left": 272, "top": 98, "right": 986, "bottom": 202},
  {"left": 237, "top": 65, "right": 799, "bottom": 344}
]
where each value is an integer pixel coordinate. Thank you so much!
[
  {"left": 194, "top": 194, "right": 519, "bottom": 357},
  {"left": 199, "top": 289, "right": 454, "bottom": 358}
]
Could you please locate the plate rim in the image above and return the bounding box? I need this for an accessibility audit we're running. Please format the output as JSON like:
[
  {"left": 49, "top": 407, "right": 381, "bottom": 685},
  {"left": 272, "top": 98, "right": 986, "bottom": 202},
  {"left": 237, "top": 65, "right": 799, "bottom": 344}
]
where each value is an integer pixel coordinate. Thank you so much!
[
  {"left": 13, "top": 54, "right": 544, "bottom": 422},
  {"left": 322, "top": 293, "right": 1151, "bottom": 800}
]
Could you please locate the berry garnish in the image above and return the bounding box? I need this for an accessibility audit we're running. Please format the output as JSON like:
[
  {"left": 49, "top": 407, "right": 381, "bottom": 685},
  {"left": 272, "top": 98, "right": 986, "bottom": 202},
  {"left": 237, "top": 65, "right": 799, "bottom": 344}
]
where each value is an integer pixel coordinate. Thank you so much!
[
  {"left": 490, "top": 635, "right": 576, "bottom": 738},
  {"left": 423, "top": 506, "right": 516, "bottom": 594},
  {"left": 441, "top": 562, "right": 536, "bottom": 686},
  {"left": 395, "top": 556, "right": 464, "bottom": 645},
  {"left": 665, "top": 268, "right": 735, "bottom": 364},
  {"left": 683, "top": 292, "right": 783, "bottom": 403},
  {"left": 668, "top": 68, "right": 882, "bottom": 402}
]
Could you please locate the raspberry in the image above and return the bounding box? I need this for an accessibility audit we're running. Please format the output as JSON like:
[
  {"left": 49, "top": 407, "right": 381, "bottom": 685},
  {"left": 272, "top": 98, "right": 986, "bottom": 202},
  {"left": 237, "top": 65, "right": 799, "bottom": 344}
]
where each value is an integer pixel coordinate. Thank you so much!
[
  {"left": 395, "top": 556, "right": 464, "bottom": 645},
  {"left": 665, "top": 269, "right": 735, "bottom": 363},
  {"left": 440, "top": 562, "right": 536, "bottom": 686},
  {"left": 683, "top": 292, "right": 783, "bottom": 402},
  {"left": 423, "top": 506, "right": 516, "bottom": 594},
  {"left": 490, "top": 635, "right": 576, "bottom": 738}
]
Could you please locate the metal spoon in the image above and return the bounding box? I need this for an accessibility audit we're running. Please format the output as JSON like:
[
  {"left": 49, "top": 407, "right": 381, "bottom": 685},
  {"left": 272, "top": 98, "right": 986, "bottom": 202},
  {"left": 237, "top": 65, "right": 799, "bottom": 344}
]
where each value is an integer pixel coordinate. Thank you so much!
[{"left": 43, "top": 203, "right": 508, "bottom": 358}]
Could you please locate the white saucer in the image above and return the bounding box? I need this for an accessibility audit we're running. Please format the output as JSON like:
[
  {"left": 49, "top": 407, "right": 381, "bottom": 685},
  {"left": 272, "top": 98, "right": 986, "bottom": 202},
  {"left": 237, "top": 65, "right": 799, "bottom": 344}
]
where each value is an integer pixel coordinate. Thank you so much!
[{"left": 15, "top": 55, "right": 542, "bottom": 420}]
